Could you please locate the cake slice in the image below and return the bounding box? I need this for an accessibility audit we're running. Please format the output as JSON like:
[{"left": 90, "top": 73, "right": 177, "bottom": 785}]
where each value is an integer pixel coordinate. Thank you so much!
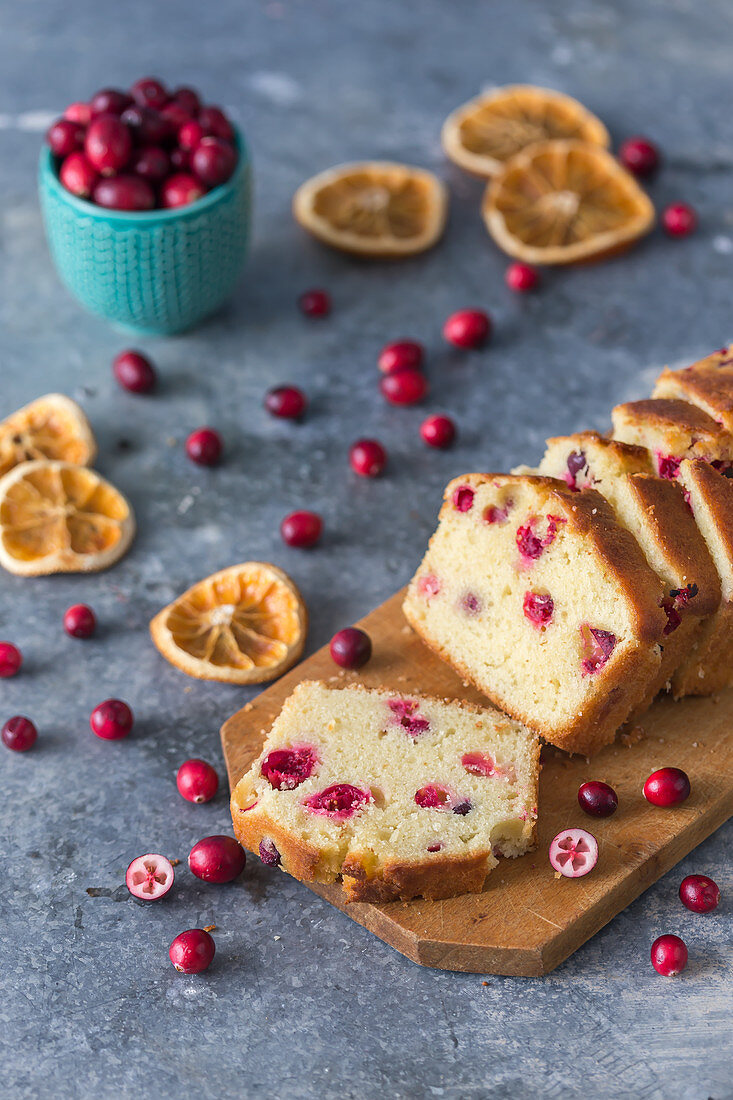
[
  {"left": 403, "top": 474, "right": 667, "bottom": 756},
  {"left": 230, "top": 681, "right": 540, "bottom": 903},
  {"left": 653, "top": 345, "right": 733, "bottom": 433},
  {"left": 611, "top": 398, "right": 733, "bottom": 479}
]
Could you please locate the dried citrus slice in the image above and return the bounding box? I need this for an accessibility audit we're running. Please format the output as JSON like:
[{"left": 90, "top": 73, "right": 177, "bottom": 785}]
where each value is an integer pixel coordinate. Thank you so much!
[
  {"left": 150, "top": 562, "right": 307, "bottom": 684},
  {"left": 293, "top": 161, "right": 448, "bottom": 257},
  {"left": 0, "top": 460, "right": 134, "bottom": 576},
  {"left": 482, "top": 140, "right": 655, "bottom": 265},
  {"left": 442, "top": 84, "right": 609, "bottom": 178},
  {"left": 0, "top": 393, "right": 97, "bottom": 478}
]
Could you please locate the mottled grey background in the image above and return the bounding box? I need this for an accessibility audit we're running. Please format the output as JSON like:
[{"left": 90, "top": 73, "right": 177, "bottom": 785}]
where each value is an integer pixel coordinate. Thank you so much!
[{"left": 0, "top": 1, "right": 731, "bottom": 1097}]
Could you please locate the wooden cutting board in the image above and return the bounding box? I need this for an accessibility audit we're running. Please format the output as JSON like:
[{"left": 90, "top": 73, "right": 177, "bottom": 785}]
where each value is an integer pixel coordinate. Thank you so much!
[{"left": 220, "top": 589, "right": 733, "bottom": 976}]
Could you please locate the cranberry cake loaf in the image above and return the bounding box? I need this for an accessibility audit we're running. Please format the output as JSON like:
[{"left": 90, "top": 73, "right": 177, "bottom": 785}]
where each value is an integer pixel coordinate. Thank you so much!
[
  {"left": 653, "top": 345, "right": 733, "bottom": 433},
  {"left": 403, "top": 474, "right": 668, "bottom": 756},
  {"left": 230, "top": 681, "right": 540, "bottom": 903},
  {"left": 611, "top": 398, "right": 733, "bottom": 480}
]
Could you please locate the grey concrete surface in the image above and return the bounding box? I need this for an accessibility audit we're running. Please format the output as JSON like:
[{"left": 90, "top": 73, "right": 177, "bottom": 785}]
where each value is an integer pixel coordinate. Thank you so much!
[{"left": 0, "top": 1, "right": 731, "bottom": 1097}]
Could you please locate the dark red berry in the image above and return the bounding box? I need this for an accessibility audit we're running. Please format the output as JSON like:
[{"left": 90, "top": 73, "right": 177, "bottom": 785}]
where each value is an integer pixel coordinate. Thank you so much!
[
  {"left": 298, "top": 288, "right": 331, "bottom": 317},
  {"left": 161, "top": 172, "right": 204, "bottom": 208},
  {"left": 281, "top": 510, "right": 322, "bottom": 548},
  {"left": 662, "top": 203, "right": 697, "bottom": 238},
  {"left": 64, "top": 102, "right": 92, "bottom": 126},
  {"left": 0, "top": 642, "right": 22, "bottom": 678},
  {"left": 172, "top": 87, "right": 201, "bottom": 115},
  {"left": 46, "top": 118, "right": 84, "bottom": 158},
  {"left": 679, "top": 874, "right": 720, "bottom": 913},
  {"left": 93, "top": 175, "right": 154, "bottom": 212},
  {"left": 198, "top": 105, "right": 234, "bottom": 142},
  {"left": 578, "top": 780, "right": 618, "bottom": 818},
  {"left": 120, "top": 105, "right": 171, "bottom": 147},
  {"left": 378, "top": 340, "right": 424, "bottom": 374},
  {"left": 619, "top": 136, "right": 660, "bottom": 178},
  {"left": 178, "top": 119, "right": 205, "bottom": 151},
  {"left": 186, "top": 428, "right": 222, "bottom": 466},
  {"left": 420, "top": 414, "right": 455, "bottom": 449},
  {"left": 264, "top": 386, "right": 307, "bottom": 420},
  {"left": 113, "top": 349, "right": 157, "bottom": 394},
  {"left": 89, "top": 89, "right": 133, "bottom": 118},
  {"left": 261, "top": 745, "right": 319, "bottom": 790},
  {"left": 85, "top": 114, "right": 132, "bottom": 175},
  {"left": 130, "top": 77, "right": 169, "bottom": 111},
  {"left": 523, "top": 591, "right": 554, "bottom": 629},
  {"left": 177, "top": 759, "right": 219, "bottom": 804},
  {"left": 349, "top": 439, "right": 387, "bottom": 477},
  {"left": 443, "top": 309, "right": 492, "bottom": 349},
  {"left": 63, "top": 604, "right": 96, "bottom": 639},
  {"left": 643, "top": 767, "right": 691, "bottom": 807},
  {"left": 132, "top": 146, "right": 170, "bottom": 183},
  {"left": 2, "top": 716, "right": 37, "bottom": 752},
  {"left": 169, "top": 928, "right": 215, "bottom": 974},
  {"left": 259, "top": 839, "right": 281, "bottom": 866},
  {"left": 191, "top": 137, "right": 237, "bottom": 187},
  {"left": 505, "top": 262, "right": 540, "bottom": 292},
  {"left": 188, "top": 835, "right": 246, "bottom": 883},
  {"left": 330, "top": 627, "right": 372, "bottom": 670},
  {"left": 651, "top": 934, "right": 687, "bottom": 976},
  {"left": 59, "top": 152, "right": 98, "bottom": 198},
  {"left": 169, "top": 147, "right": 189, "bottom": 171},
  {"left": 90, "top": 699, "right": 133, "bottom": 741},
  {"left": 160, "top": 102, "right": 191, "bottom": 133},
  {"left": 380, "top": 369, "right": 428, "bottom": 406}
]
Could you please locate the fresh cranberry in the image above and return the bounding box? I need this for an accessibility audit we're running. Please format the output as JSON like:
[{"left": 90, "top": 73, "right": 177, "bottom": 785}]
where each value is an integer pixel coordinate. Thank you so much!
[
  {"left": 84, "top": 114, "right": 132, "bottom": 175},
  {"left": 548, "top": 827, "right": 598, "bottom": 877},
  {"left": 188, "top": 835, "right": 246, "bottom": 883},
  {"left": 186, "top": 428, "right": 222, "bottom": 466},
  {"left": 2, "top": 716, "right": 37, "bottom": 752},
  {"left": 329, "top": 627, "right": 372, "bottom": 669},
  {"left": 505, "top": 262, "right": 540, "bottom": 292},
  {"left": 261, "top": 745, "right": 319, "bottom": 790},
  {"left": 172, "top": 86, "right": 201, "bottom": 115},
  {"left": 46, "top": 118, "right": 84, "bottom": 158},
  {"left": 304, "top": 783, "right": 372, "bottom": 819},
  {"left": 421, "top": 414, "right": 455, "bottom": 449},
  {"left": 378, "top": 340, "right": 424, "bottom": 374},
  {"left": 176, "top": 758, "right": 219, "bottom": 804},
  {"left": 443, "top": 309, "right": 492, "bottom": 349},
  {"left": 125, "top": 853, "right": 174, "bottom": 901},
  {"left": 160, "top": 102, "right": 191, "bottom": 133},
  {"left": 161, "top": 172, "right": 205, "bottom": 208},
  {"left": 663, "top": 202, "right": 697, "bottom": 238},
  {"left": 651, "top": 934, "right": 688, "bottom": 976},
  {"left": 523, "top": 591, "right": 554, "bottom": 628},
  {"left": 380, "top": 369, "right": 428, "bottom": 406},
  {"left": 64, "top": 101, "right": 92, "bottom": 126},
  {"left": 259, "top": 839, "right": 281, "bottom": 866},
  {"left": 349, "top": 439, "right": 387, "bottom": 477},
  {"left": 679, "top": 874, "right": 720, "bottom": 913},
  {"left": 298, "top": 288, "right": 331, "bottom": 317},
  {"left": 90, "top": 699, "right": 133, "bottom": 741},
  {"left": 93, "top": 175, "right": 154, "bottom": 212},
  {"left": 191, "top": 137, "right": 237, "bottom": 187},
  {"left": 63, "top": 604, "right": 96, "bottom": 639},
  {"left": 280, "top": 510, "right": 322, "bottom": 548},
  {"left": 198, "top": 105, "right": 234, "bottom": 141},
  {"left": 113, "top": 349, "right": 157, "bottom": 394},
  {"left": 580, "top": 627, "right": 617, "bottom": 675},
  {"left": 0, "top": 642, "right": 22, "bottom": 678},
  {"left": 169, "top": 147, "right": 189, "bottom": 170},
  {"left": 59, "top": 152, "right": 98, "bottom": 198},
  {"left": 578, "top": 780, "right": 618, "bottom": 817},
  {"left": 265, "top": 385, "right": 307, "bottom": 420},
  {"left": 178, "top": 119, "right": 205, "bottom": 151},
  {"left": 90, "top": 88, "right": 133, "bottom": 117},
  {"left": 452, "top": 485, "right": 474, "bottom": 512},
  {"left": 130, "top": 77, "right": 169, "bottom": 111},
  {"left": 169, "top": 928, "right": 215, "bottom": 973},
  {"left": 388, "top": 698, "right": 430, "bottom": 738},
  {"left": 643, "top": 767, "right": 691, "bottom": 807},
  {"left": 132, "top": 146, "right": 170, "bottom": 183},
  {"left": 619, "top": 136, "right": 660, "bottom": 178},
  {"left": 120, "top": 105, "right": 170, "bottom": 147}
]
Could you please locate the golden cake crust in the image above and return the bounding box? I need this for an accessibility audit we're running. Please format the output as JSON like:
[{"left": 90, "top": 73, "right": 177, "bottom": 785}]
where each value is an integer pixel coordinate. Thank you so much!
[
  {"left": 544, "top": 430, "right": 653, "bottom": 474},
  {"left": 612, "top": 397, "right": 725, "bottom": 437},
  {"left": 653, "top": 346, "right": 733, "bottom": 432}
]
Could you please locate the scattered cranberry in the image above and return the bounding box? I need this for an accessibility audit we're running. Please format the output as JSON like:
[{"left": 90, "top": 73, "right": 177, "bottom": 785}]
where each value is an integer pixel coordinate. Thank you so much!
[
  {"left": 304, "top": 783, "right": 372, "bottom": 819},
  {"left": 90, "top": 699, "right": 133, "bottom": 741},
  {"left": 172, "top": 87, "right": 201, "bottom": 115},
  {"left": 662, "top": 203, "right": 697, "bottom": 238},
  {"left": 548, "top": 827, "right": 598, "bottom": 877},
  {"left": 261, "top": 745, "right": 319, "bottom": 790},
  {"left": 2, "top": 716, "right": 37, "bottom": 752},
  {"left": 651, "top": 933, "right": 688, "bottom": 976},
  {"left": 93, "top": 175, "right": 154, "bottom": 212},
  {"left": 420, "top": 414, "right": 455, "bottom": 449},
  {"left": 132, "top": 146, "right": 170, "bottom": 183},
  {"left": 177, "top": 758, "right": 219, "bottom": 804},
  {"left": 63, "top": 604, "right": 96, "bottom": 639},
  {"left": 188, "top": 835, "right": 246, "bottom": 883},
  {"left": 679, "top": 874, "right": 720, "bottom": 913},
  {"left": 349, "top": 439, "right": 387, "bottom": 477},
  {"left": 329, "top": 627, "right": 372, "bottom": 669},
  {"left": 130, "top": 77, "right": 169, "bottom": 111},
  {"left": 125, "top": 853, "right": 174, "bottom": 901},
  {"left": 452, "top": 486, "right": 474, "bottom": 512},
  {"left": 46, "top": 118, "right": 84, "bottom": 158},
  {"left": 161, "top": 172, "right": 205, "bottom": 209},
  {"left": 443, "top": 309, "right": 492, "bottom": 349},
  {"left": 280, "top": 510, "right": 322, "bottom": 548},
  {"left": 178, "top": 119, "right": 205, "bottom": 151},
  {"left": 89, "top": 88, "right": 133, "bottom": 117},
  {"left": 169, "top": 928, "right": 215, "bottom": 974},
  {"left": 259, "top": 839, "right": 281, "bottom": 866},
  {"left": 298, "top": 288, "right": 331, "bottom": 317},
  {"left": 198, "top": 105, "right": 234, "bottom": 142},
  {"left": 113, "top": 349, "right": 157, "bottom": 394},
  {"left": 0, "top": 642, "right": 22, "bottom": 678},
  {"left": 505, "top": 262, "right": 540, "bottom": 292},
  {"left": 186, "top": 428, "right": 222, "bottom": 466},
  {"left": 84, "top": 114, "right": 132, "bottom": 175},
  {"left": 578, "top": 780, "right": 618, "bottom": 818},
  {"left": 643, "top": 767, "right": 690, "bottom": 807},
  {"left": 619, "top": 136, "right": 660, "bottom": 178},
  {"left": 264, "top": 385, "right": 307, "bottom": 420},
  {"left": 380, "top": 369, "right": 428, "bottom": 406},
  {"left": 378, "top": 340, "right": 424, "bottom": 374},
  {"left": 120, "top": 105, "right": 171, "bottom": 147},
  {"left": 523, "top": 591, "right": 554, "bottom": 629},
  {"left": 64, "top": 102, "right": 92, "bottom": 126},
  {"left": 191, "top": 137, "right": 236, "bottom": 187},
  {"left": 59, "top": 152, "right": 98, "bottom": 198}
]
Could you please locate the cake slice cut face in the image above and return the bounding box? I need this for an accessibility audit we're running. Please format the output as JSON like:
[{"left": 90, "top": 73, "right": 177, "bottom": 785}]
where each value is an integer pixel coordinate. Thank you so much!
[
  {"left": 611, "top": 398, "right": 733, "bottom": 480},
  {"left": 230, "top": 681, "right": 540, "bottom": 903},
  {"left": 653, "top": 345, "right": 733, "bottom": 434},
  {"left": 403, "top": 474, "right": 667, "bottom": 756}
]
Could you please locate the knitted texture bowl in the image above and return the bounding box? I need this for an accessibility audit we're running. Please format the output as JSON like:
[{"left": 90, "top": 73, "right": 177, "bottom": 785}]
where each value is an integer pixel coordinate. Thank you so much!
[{"left": 38, "top": 133, "right": 251, "bottom": 335}]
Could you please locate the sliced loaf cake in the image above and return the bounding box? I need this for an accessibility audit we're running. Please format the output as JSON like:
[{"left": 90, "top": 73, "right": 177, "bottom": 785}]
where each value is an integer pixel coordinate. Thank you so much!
[
  {"left": 611, "top": 398, "right": 733, "bottom": 479},
  {"left": 653, "top": 345, "right": 733, "bottom": 433}
]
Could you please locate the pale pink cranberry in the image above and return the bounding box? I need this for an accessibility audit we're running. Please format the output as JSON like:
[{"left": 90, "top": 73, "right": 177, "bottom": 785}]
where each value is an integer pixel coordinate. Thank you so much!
[
  {"left": 580, "top": 626, "right": 617, "bottom": 675},
  {"left": 651, "top": 934, "right": 688, "bottom": 976},
  {"left": 298, "top": 288, "right": 330, "bottom": 317},
  {"left": 523, "top": 591, "right": 554, "bottom": 628},
  {"left": 113, "top": 349, "right": 157, "bottom": 393},
  {"left": 188, "top": 835, "right": 246, "bottom": 883},
  {"left": 85, "top": 114, "right": 132, "bottom": 175},
  {"left": 59, "top": 152, "right": 98, "bottom": 198},
  {"left": 280, "top": 510, "right": 322, "bottom": 548},
  {"left": 388, "top": 698, "right": 430, "bottom": 738},
  {"left": 378, "top": 340, "right": 424, "bottom": 374},
  {"left": 0, "top": 642, "right": 22, "bottom": 678},
  {"left": 130, "top": 77, "right": 169, "bottom": 110},
  {"left": 484, "top": 502, "right": 511, "bottom": 524},
  {"left": 176, "top": 759, "right": 219, "bottom": 803},
  {"left": 161, "top": 172, "right": 205, "bottom": 208},
  {"left": 663, "top": 202, "right": 697, "bottom": 237},
  {"left": 443, "top": 309, "right": 492, "bottom": 349},
  {"left": 618, "top": 136, "right": 660, "bottom": 178},
  {"left": 656, "top": 453, "right": 681, "bottom": 480},
  {"left": 191, "top": 137, "right": 237, "bottom": 187},
  {"left": 261, "top": 745, "right": 319, "bottom": 790},
  {"left": 505, "top": 262, "right": 540, "bottom": 292},
  {"left": 125, "top": 853, "right": 174, "bottom": 900},
  {"left": 461, "top": 752, "right": 496, "bottom": 777},
  {"left": 264, "top": 385, "right": 307, "bottom": 419},
  {"left": 417, "top": 574, "right": 441, "bottom": 599},
  {"left": 198, "top": 105, "right": 234, "bottom": 142},
  {"left": 46, "top": 118, "right": 85, "bottom": 158},
  {"left": 330, "top": 627, "right": 372, "bottom": 669},
  {"left": 578, "top": 780, "right": 618, "bottom": 817},
  {"left": 643, "top": 767, "right": 690, "bottom": 807},
  {"left": 259, "top": 839, "right": 281, "bottom": 866},
  {"left": 304, "top": 783, "right": 373, "bottom": 819},
  {"left": 421, "top": 414, "right": 455, "bottom": 449},
  {"left": 121, "top": 105, "right": 171, "bottom": 146},
  {"left": 349, "top": 439, "right": 387, "bottom": 477},
  {"left": 460, "top": 592, "right": 481, "bottom": 616},
  {"left": 2, "top": 716, "right": 37, "bottom": 752},
  {"left": 64, "top": 101, "right": 92, "bottom": 126},
  {"left": 93, "top": 176, "right": 155, "bottom": 211},
  {"left": 414, "top": 784, "right": 471, "bottom": 815},
  {"left": 178, "top": 119, "right": 205, "bottom": 151},
  {"left": 186, "top": 428, "right": 222, "bottom": 466},
  {"left": 169, "top": 928, "right": 215, "bottom": 973},
  {"left": 172, "top": 86, "right": 201, "bottom": 115},
  {"left": 90, "top": 699, "right": 133, "bottom": 741},
  {"left": 63, "top": 604, "right": 96, "bottom": 638},
  {"left": 452, "top": 485, "right": 474, "bottom": 512},
  {"left": 132, "top": 146, "right": 170, "bottom": 183},
  {"left": 679, "top": 874, "right": 720, "bottom": 913},
  {"left": 549, "top": 827, "right": 598, "bottom": 877},
  {"left": 90, "top": 88, "right": 133, "bottom": 117},
  {"left": 380, "top": 369, "right": 428, "bottom": 406}
]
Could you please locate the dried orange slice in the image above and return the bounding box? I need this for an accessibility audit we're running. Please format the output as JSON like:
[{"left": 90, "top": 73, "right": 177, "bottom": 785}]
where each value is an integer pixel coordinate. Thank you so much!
[
  {"left": 482, "top": 140, "right": 655, "bottom": 265},
  {"left": 0, "top": 460, "right": 134, "bottom": 576},
  {"left": 150, "top": 562, "right": 307, "bottom": 684},
  {"left": 293, "top": 162, "right": 448, "bottom": 257},
  {"left": 0, "top": 394, "right": 97, "bottom": 478},
  {"left": 442, "top": 85, "right": 609, "bottom": 178}
]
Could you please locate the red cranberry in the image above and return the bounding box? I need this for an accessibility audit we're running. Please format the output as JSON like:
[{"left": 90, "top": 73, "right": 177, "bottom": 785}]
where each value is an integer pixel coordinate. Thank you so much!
[
  {"left": 548, "top": 827, "right": 598, "bottom": 877},
  {"left": 125, "top": 853, "right": 174, "bottom": 901},
  {"left": 85, "top": 114, "right": 132, "bottom": 175},
  {"left": 329, "top": 627, "right": 372, "bottom": 669},
  {"left": 452, "top": 486, "right": 474, "bottom": 512},
  {"left": 59, "top": 152, "right": 98, "bottom": 198},
  {"left": 619, "top": 136, "right": 660, "bottom": 178},
  {"left": 421, "top": 414, "right": 455, "bottom": 449},
  {"left": 64, "top": 102, "right": 92, "bottom": 126},
  {"left": 176, "top": 758, "right": 219, "bottom": 804},
  {"left": 304, "top": 783, "right": 372, "bottom": 819},
  {"left": 663, "top": 203, "right": 697, "bottom": 238},
  {"left": 265, "top": 385, "right": 307, "bottom": 420},
  {"left": 523, "top": 591, "right": 554, "bottom": 628},
  {"left": 643, "top": 767, "right": 691, "bottom": 807},
  {"left": 679, "top": 874, "right": 720, "bottom": 913},
  {"left": 93, "top": 175, "right": 154, "bottom": 212},
  {"left": 380, "top": 369, "right": 428, "bottom": 406},
  {"left": 90, "top": 699, "right": 133, "bottom": 741},
  {"left": 113, "top": 349, "right": 157, "bottom": 394},
  {"left": 443, "top": 309, "right": 492, "bottom": 349},
  {"left": 0, "top": 642, "right": 22, "bottom": 678},
  {"left": 90, "top": 89, "right": 133, "bottom": 117},
  {"left": 505, "top": 262, "right": 540, "bottom": 292},
  {"left": 484, "top": 504, "right": 511, "bottom": 524},
  {"left": 298, "top": 288, "right": 330, "bottom": 317},
  {"left": 178, "top": 119, "right": 205, "bottom": 151},
  {"left": 259, "top": 839, "right": 281, "bottom": 866},
  {"left": 188, "top": 835, "right": 246, "bottom": 883},
  {"left": 169, "top": 928, "right": 215, "bottom": 973},
  {"left": 46, "top": 118, "right": 84, "bottom": 158},
  {"left": 261, "top": 745, "right": 319, "bottom": 790},
  {"left": 2, "top": 716, "right": 37, "bottom": 752},
  {"left": 280, "top": 510, "right": 322, "bottom": 548},
  {"left": 132, "top": 145, "right": 170, "bottom": 183},
  {"left": 186, "top": 428, "right": 222, "bottom": 466},
  {"left": 63, "top": 604, "right": 96, "bottom": 639},
  {"left": 388, "top": 698, "right": 430, "bottom": 738},
  {"left": 120, "top": 105, "right": 171, "bottom": 147},
  {"left": 651, "top": 933, "right": 688, "bottom": 976},
  {"left": 578, "top": 780, "right": 618, "bottom": 817},
  {"left": 349, "top": 439, "right": 387, "bottom": 477},
  {"left": 130, "top": 77, "right": 169, "bottom": 111},
  {"left": 160, "top": 102, "right": 191, "bottom": 133},
  {"left": 161, "top": 172, "right": 205, "bottom": 208},
  {"left": 378, "top": 340, "right": 424, "bottom": 374},
  {"left": 172, "top": 87, "right": 201, "bottom": 115},
  {"left": 462, "top": 752, "right": 497, "bottom": 778},
  {"left": 580, "top": 627, "right": 617, "bottom": 675},
  {"left": 169, "top": 147, "right": 189, "bottom": 170},
  {"left": 198, "top": 105, "right": 234, "bottom": 142},
  {"left": 191, "top": 137, "right": 237, "bottom": 187}
]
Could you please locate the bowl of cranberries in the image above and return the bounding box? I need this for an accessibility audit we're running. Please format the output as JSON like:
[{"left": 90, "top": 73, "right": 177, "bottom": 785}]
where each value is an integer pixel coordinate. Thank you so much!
[{"left": 39, "top": 78, "right": 251, "bottom": 335}]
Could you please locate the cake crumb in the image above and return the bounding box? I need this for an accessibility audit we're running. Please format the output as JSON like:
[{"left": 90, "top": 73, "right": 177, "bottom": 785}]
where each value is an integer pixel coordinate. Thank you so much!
[
  {"left": 203, "top": 924, "right": 216, "bottom": 933},
  {"left": 169, "top": 859, "right": 180, "bottom": 867},
  {"left": 481, "top": 980, "right": 489, "bottom": 986},
  {"left": 273, "top": 935, "right": 281, "bottom": 941},
  {"left": 620, "top": 725, "right": 645, "bottom": 748}
]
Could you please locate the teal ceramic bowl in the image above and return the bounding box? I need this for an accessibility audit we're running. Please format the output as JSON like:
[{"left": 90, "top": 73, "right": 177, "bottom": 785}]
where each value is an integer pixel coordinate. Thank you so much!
[{"left": 38, "top": 131, "right": 251, "bottom": 335}]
